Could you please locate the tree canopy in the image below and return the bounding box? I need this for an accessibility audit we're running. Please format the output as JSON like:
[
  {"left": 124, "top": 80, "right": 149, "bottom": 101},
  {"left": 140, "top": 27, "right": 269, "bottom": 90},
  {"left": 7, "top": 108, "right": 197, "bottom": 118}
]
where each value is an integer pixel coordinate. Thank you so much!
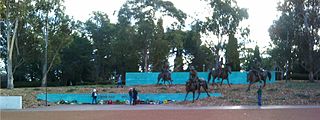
[{"left": 1, "top": 0, "right": 319, "bottom": 88}]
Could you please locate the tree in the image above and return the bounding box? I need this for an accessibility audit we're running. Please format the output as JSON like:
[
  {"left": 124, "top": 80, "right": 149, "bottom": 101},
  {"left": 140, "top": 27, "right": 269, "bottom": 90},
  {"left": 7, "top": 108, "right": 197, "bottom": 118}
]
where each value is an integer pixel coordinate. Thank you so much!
[
  {"left": 253, "top": 45, "right": 262, "bottom": 62},
  {"left": 61, "top": 35, "right": 93, "bottom": 85},
  {"left": 85, "top": 11, "right": 116, "bottom": 81},
  {"left": 118, "top": 0, "right": 186, "bottom": 72},
  {"left": 149, "top": 18, "right": 170, "bottom": 71},
  {"left": 269, "top": 0, "right": 320, "bottom": 81},
  {"left": 201, "top": 0, "right": 248, "bottom": 61},
  {"left": 240, "top": 48, "right": 254, "bottom": 70},
  {"left": 226, "top": 33, "right": 240, "bottom": 71},
  {"left": 1, "top": 0, "right": 21, "bottom": 88},
  {"left": 166, "top": 29, "right": 186, "bottom": 71}
]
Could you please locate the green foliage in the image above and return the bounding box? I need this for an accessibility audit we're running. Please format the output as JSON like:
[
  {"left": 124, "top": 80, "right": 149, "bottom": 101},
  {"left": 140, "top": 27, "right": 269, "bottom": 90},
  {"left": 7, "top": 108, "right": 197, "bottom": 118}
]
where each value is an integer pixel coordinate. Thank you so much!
[
  {"left": 240, "top": 48, "right": 254, "bottom": 70},
  {"left": 201, "top": 0, "right": 249, "bottom": 67},
  {"left": 149, "top": 19, "right": 170, "bottom": 72},
  {"left": 61, "top": 35, "right": 93, "bottom": 85},
  {"left": 253, "top": 45, "right": 261, "bottom": 62},
  {"left": 230, "top": 99, "right": 241, "bottom": 103},
  {"left": 226, "top": 34, "right": 240, "bottom": 71},
  {"left": 118, "top": 0, "right": 187, "bottom": 72},
  {"left": 269, "top": 0, "right": 320, "bottom": 81},
  {"left": 84, "top": 11, "right": 116, "bottom": 80}
]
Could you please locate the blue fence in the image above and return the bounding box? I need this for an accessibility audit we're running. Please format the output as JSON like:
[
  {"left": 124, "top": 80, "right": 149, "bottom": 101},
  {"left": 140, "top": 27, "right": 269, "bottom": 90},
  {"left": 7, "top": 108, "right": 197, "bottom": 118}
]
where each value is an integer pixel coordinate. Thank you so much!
[{"left": 126, "top": 71, "right": 276, "bottom": 86}]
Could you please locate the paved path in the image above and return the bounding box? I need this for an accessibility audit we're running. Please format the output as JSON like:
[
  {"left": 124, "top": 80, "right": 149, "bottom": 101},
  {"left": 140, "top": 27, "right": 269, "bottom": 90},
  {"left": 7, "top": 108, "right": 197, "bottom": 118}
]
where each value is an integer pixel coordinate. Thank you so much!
[
  {"left": 3, "top": 104, "right": 320, "bottom": 111},
  {"left": 2, "top": 105, "right": 320, "bottom": 120}
]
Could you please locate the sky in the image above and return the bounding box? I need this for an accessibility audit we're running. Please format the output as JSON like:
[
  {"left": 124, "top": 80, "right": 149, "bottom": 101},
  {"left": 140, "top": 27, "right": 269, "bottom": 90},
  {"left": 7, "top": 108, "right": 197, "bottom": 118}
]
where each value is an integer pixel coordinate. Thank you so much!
[{"left": 64, "top": 0, "right": 281, "bottom": 50}]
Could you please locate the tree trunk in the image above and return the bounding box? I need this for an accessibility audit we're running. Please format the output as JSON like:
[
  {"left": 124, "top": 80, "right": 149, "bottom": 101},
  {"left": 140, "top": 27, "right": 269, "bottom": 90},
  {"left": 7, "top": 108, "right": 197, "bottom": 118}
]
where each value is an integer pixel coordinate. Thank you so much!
[
  {"left": 143, "top": 47, "right": 148, "bottom": 72},
  {"left": 6, "top": 19, "right": 18, "bottom": 89},
  {"left": 41, "top": 16, "right": 48, "bottom": 87},
  {"left": 309, "top": 71, "right": 314, "bottom": 82},
  {"left": 7, "top": 58, "right": 14, "bottom": 89}
]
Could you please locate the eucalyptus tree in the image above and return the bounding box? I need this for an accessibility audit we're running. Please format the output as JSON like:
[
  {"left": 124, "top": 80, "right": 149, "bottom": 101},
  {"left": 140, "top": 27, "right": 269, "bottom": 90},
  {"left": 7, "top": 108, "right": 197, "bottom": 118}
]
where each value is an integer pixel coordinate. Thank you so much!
[
  {"left": 149, "top": 18, "right": 170, "bottom": 71},
  {"left": 201, "top": 0, "right": 248, "bottom": 64},
  {"left": 84, "top": 11, "right": 116, "bottom": 81},
  {"left": 269, "top": 0, "right": 320, "bottom": 81},
  {"left": 165, "top": 29, "right": 186, "bottom": 71},
  {"left": 1, "top": 0, "right": 43, "bottom": 88},
  {"left": 118, "top": 0, "right": 186, "bottom": 72},
  {"left": 113, "top": 5, "right": 140, "bottom": 73},
  {"left": 61, "top": 35, "right": 93, "bottom": 85}
]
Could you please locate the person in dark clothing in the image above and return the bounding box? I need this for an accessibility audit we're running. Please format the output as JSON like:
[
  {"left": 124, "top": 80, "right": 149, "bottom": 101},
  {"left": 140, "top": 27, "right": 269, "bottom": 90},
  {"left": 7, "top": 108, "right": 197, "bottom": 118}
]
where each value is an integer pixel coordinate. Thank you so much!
[
  {"left": 128, "top": 88, "right": 133, "bottom": 105},
  {"left": 132, "top": 88, "right": 138, "bottom": 105},
  {"left": 257, "top": 85, "right": 262, "bottom": 106},
  {"left": 91, "top": 89, "right": 97, "bottom": 104},
  {"left": 116, "top": 74, "right": 123, "bottom": 88}
]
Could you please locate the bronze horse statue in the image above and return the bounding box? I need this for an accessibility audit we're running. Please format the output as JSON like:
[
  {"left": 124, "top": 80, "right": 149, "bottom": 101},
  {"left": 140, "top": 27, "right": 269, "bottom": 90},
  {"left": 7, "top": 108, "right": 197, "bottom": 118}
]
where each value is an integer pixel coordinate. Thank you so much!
[
  {"left": 246, "top": 70, "right": 272, "bottom": 91},
  {"left": 208, "top": 63, "right": 232, "bottom": 87},
  {"left": 157, "top": 72, "right": 173, "bottom": 86},
  {"left": 184, "top": 78, "right": 210, "bottom": 103}
]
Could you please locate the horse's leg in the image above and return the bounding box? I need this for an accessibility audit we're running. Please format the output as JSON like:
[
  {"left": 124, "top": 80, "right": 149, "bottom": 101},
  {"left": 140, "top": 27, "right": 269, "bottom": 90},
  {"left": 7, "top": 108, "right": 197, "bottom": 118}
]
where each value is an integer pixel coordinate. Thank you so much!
[
  {"left": 192, "top": 91, "right": 195, "bottom": 103},
  {"left": 227, "top": 77, "right": 231, "bottom": 88},
  {"left": 196, "top": 86, "right": 201, "bottom": 100},
  {"left": 212, "top": 76, "right": 216, "bottom": 87},
  {"left": 157, "top": 76, "right": 160, "bottom": 85},
  {"left": 263, "top": 79, "right": 266, "bottom": 88},
  {"left": 203, "top": 84, "right": 211, "bottom": 97},
  {"left": 220, "top": 77, "right": 224, "bottom": 86},
  {"left": 184, "top": 91, "right": 189, "bottom": 101},
  {"left": 246, "top": 82, "right": 252, "bottom": 92}
]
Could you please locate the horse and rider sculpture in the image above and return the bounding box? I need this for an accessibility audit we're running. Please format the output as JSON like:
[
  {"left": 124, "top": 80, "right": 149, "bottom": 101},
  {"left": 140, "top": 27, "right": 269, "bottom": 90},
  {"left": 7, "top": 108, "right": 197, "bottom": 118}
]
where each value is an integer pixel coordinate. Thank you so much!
[
  {"left": 184, "top": 66, "right": 210, "bottom": 103},
  {"left": 156, "top": 58, "right": 272, "bottom": 103},
  {"left": 157, "top": 62, "right": 173, "bottom": 86},
  {"left": 246, "top": 59, "right": 272, "bottom": 91},
  {"left": 208, "top": 58, "right": 233, "bottom": 88}
]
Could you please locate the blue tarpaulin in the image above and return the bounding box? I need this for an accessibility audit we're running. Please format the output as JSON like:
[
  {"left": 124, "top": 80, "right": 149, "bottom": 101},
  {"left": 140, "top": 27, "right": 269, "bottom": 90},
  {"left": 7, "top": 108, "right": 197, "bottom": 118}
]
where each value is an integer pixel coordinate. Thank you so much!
[{"left": 37, "top": 93, "right": 221, "bottom": 103}]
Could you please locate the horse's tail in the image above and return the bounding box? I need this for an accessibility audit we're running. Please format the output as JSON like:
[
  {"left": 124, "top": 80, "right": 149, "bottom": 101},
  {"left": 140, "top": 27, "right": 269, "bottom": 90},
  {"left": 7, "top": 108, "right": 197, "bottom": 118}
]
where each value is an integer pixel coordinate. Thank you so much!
[{"left": 267, "top": 71, "right": 272, "bottom": 81}]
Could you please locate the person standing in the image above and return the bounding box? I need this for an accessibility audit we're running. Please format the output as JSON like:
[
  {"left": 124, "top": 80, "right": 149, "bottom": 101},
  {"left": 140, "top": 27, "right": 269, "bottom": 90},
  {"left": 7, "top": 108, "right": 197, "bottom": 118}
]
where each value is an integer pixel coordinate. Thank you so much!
[
  {"left": 117, "top": 74, "right": 123, "bottom": 88},
  {"left": 257, "top": 85, "right": 262, "bottom": 106},
  {"left": 132, "top": 88, "right": 138, "bottom": 105},
  {"left": 128, "top": 88, "right": 133, "bottom": 105},
  {"left": 91, "top": 89, "right": 98, "bottom": 104}
]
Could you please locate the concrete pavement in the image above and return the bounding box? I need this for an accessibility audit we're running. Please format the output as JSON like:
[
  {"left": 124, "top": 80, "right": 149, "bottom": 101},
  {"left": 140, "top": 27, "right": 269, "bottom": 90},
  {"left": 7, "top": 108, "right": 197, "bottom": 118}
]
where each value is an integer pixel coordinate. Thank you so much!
[{"left": 2, "top": 104, "right": 320, "bottom": 111}]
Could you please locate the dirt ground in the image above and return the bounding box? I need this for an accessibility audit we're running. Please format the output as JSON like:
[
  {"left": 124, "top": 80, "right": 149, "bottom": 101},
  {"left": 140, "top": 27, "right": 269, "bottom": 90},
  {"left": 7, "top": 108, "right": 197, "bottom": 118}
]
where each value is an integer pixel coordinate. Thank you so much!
[
  {"left": 1, "top": 80, "right": 320, "bottom": 108},
  {"left": 2, "top": 108, "right": 320, "bottom": 120}
]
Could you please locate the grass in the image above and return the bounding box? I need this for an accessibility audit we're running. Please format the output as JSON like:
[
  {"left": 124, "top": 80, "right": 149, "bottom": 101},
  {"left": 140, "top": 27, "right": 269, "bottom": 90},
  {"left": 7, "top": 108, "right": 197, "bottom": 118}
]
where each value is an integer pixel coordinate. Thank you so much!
[
  {"left": 66, "top": 89, "right": 77, "bottom": 93},
  {"left": 295, "top": 93, "right": 310, "bottom": 99},
  {"left": 231, "top": 88, "right": 240, "bottom": 91},
  {"left": 267, "top": 88, "right": 278, "bottom": 92},
  {"left": 32, "top": 88, "right": 41, "bottom": 91},
  {"left": 229, "top": 99, "right": 241, "bottom": 103},
  {"left": 286, "top": 81, "right": 320, "bottom": 89},
  {"left": 1, "top": 80, "right": 320, "bottom": 108}
]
